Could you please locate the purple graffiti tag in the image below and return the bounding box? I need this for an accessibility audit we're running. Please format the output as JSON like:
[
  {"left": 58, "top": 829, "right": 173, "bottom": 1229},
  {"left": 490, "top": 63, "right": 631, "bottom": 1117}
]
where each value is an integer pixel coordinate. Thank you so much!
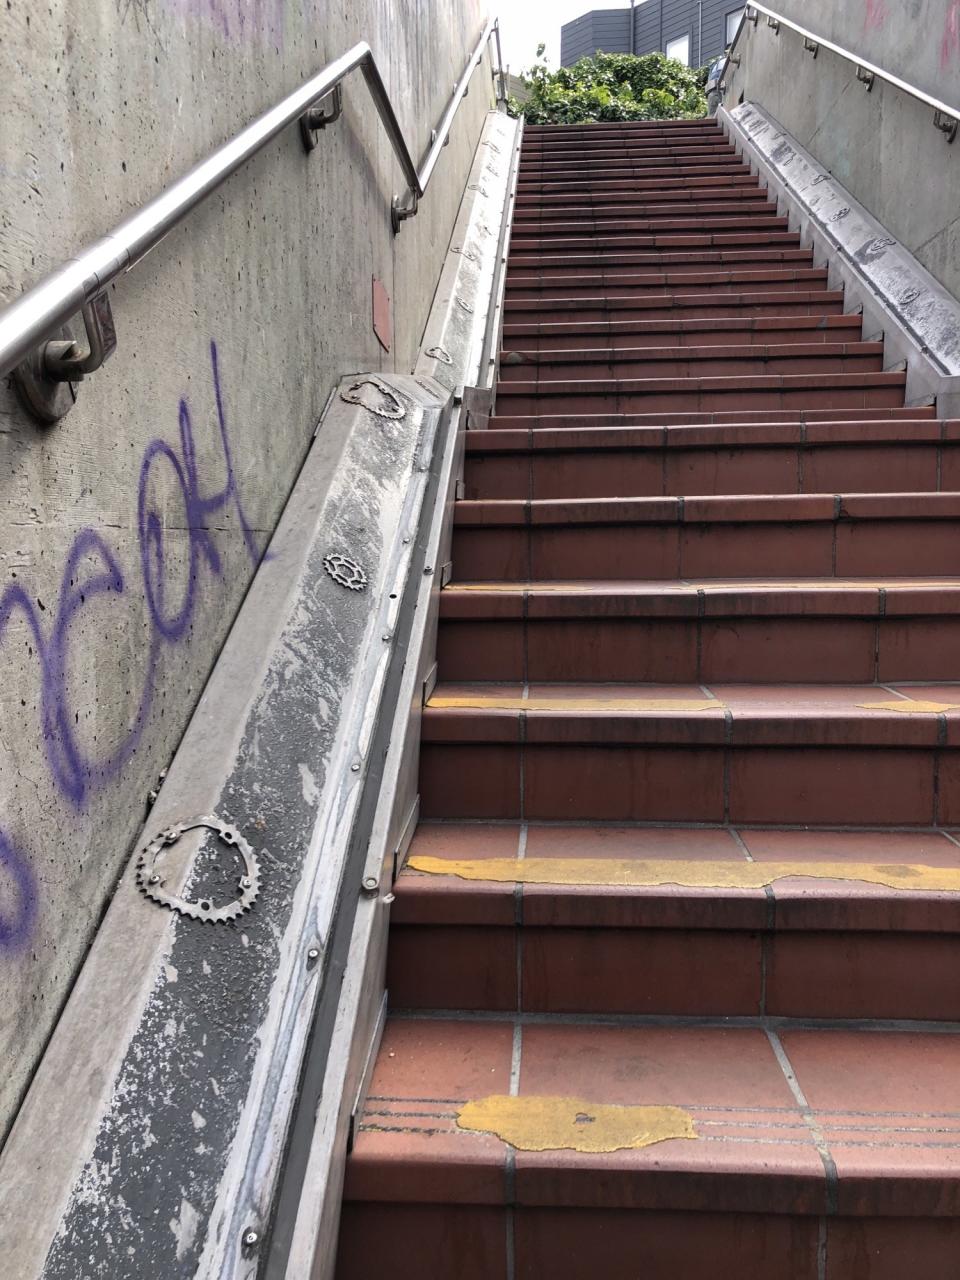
[
  {"left": 0, "top": 341, "right": 260, "bottom": 947},
  {"left": 0, "top": 829, "right": 38, "bottom": 951},
  {"left": 139, "top": 342, "right": 258, "bottom": 639}
]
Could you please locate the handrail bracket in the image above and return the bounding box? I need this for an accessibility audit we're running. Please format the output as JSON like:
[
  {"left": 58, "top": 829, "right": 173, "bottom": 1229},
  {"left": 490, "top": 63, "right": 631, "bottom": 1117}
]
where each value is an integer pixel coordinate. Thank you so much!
[
  {"left": 300, "top": 85, "right": 344, "bottom": 151},
  {"left": 13, "top": 294, "right": 117, "bottom": 425}
]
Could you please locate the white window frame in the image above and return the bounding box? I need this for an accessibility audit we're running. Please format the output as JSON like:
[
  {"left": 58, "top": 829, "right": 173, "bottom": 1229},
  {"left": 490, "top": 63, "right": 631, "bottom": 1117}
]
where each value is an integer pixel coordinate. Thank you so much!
[
  {"left": 726, "top": 8, "right": 746, "bottom": 45},
  {"left": 665, "top": 34, "right": 690, "bottom": 65}
]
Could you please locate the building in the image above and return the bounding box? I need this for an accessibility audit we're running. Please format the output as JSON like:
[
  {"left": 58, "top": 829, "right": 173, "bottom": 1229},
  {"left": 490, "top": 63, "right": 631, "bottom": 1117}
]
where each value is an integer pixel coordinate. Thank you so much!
[{"left": 560, "top": 0, "right": 746, "bottom": 68}]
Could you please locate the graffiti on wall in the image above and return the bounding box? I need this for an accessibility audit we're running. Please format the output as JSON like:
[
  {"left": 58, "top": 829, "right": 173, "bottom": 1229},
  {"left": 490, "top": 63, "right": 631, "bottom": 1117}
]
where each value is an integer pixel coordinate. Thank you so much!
[
  {"left": 0, "top": 341, "right": 260, "bottom": 952},
  {"left": 944, "top": 1, "right": 960, "bottom": 69},
  {"left": 163, "top": 0, "right": 288, "bottom": 44},
  {"left": 863, "top": 0, "right": 887, "bottom": 31}
]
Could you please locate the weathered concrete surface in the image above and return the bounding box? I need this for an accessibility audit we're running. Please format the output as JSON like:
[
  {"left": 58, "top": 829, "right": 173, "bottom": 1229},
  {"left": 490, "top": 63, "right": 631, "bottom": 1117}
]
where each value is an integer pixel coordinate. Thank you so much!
[
  {"left": 723, "top": 2, "right": 960, "bottom": 301},
  {"left": 722, "top": 101, "right": 960, "bottom": 414},
  {"left": 0, "top": 369, "right": 452, "bottom": 1279},
  {"left": 0, "top": 0, "right": 493, "bottom": 1142},
  {"left": 757, "top": 0, "right": 960, "bottom": 116}
]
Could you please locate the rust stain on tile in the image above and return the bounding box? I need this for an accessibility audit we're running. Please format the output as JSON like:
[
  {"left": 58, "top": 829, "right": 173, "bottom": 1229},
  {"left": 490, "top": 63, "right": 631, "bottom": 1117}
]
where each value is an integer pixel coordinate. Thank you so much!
[
  {"left": 409, "top": 856, "right": 960, "bottom": 893},
  {"left": 456, "top": 1094, "right": 697, "bottom": 1153}
]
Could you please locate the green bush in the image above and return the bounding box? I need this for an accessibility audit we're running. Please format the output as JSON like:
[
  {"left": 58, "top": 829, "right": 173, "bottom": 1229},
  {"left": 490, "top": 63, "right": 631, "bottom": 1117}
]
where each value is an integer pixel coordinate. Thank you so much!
[{"left": 509, "top": 50, "right": 707, "bottom": 124}]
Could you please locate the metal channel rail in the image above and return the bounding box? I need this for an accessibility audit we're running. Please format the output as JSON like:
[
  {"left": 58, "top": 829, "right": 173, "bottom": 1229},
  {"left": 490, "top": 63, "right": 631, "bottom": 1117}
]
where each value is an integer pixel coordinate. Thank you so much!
[
  {"left": 723, "top": 3, "right": 960, "bottom": 142},
  {"left": 0, "top": 17, "right": 506, "bottom": 420}
]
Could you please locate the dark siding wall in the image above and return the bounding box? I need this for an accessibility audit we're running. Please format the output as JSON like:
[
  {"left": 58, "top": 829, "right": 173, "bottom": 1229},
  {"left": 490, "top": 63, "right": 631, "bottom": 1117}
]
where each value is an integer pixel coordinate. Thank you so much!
[
  {"left": 633, "top": 0, "right": 744, "bottom": 65},
  {"left": 560, "top": 9, "right": 632, "bottom": 66},
  {"left": 561, "top": 1, "right": 742, "bottom": 70}
]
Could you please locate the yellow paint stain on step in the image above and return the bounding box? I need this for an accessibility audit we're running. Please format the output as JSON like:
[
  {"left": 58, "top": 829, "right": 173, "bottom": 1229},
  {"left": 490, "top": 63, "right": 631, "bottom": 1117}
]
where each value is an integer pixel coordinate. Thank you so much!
[
  {"left": 409, "top": 855, "right": 960, "bottom": 894},
  {"left": 456, "top": 1095, "right": 696, "bottom": 1153},
  {"left": 428, "top": 695, "right": 721, "bottom": 713},
  {"left": 858, "top": 699, "right": 960, "bottom": 715}
]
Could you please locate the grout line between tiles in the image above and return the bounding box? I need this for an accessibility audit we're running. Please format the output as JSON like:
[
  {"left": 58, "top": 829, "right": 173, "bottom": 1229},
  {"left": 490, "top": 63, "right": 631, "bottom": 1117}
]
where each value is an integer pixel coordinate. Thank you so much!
[{"left": 766, "top": 1028, "right": 839, "bottom": 1217}]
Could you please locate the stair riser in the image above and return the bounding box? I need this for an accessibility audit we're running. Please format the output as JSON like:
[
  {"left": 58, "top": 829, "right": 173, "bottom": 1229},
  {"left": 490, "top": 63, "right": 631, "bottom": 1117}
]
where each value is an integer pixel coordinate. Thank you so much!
[
  {"left": 514, "top": 203, "right": 778, "bottom": 226},
  {"left": 419, "top": 741, "right": 960, "bottom": 826},
  {"left": 387, "top": 923, "right": 960, "bottom": 1021},
  {"left": 452, "top": 517, "right": 957, "bottom": 580},
  {"left": 508, "top": 246, "right": 810, "bottom": 265},
  {"left": 507, "top": 256, "right": 817, "bottom": 280},
  {"left": 495, "top": 384, "right": 903, "bottom": 415},
  {"left": 505, "top": 276, "right": 824, "bottom": 301},
  {"left": 501, "top": 317, "right": 854, "bottom": 349},
  {"left": 338, "top": 1203, "right": 960, "bottom": 1280},
  {"left": 510, "top": 238, "right": 807, "bottom": 265},
  {"left": 512, "top": 219, "right": 792, "bottom": 244},
  {"left": 522, "top": 147, "right": 742, "bottom": 168},
  {"left": 436, "top": 615, "right": 960, "bottom": 684},
  {"left": 513, "top": 192, "right": 769, "bottom": 216},
  {"left": 499, "top": 354, "right": 881, "bottom": 381},
  {"left": 514, "top": 176, "right": 762, "bottom": 193},
  {"left": 465, "top": 443, "right": 944, "bottom": 499},
  {"left": 514, "top": 212, "right": 780, "bottom": 237},
  {"left": 519, "top": 176, "right": 768, "bottom": 200}
]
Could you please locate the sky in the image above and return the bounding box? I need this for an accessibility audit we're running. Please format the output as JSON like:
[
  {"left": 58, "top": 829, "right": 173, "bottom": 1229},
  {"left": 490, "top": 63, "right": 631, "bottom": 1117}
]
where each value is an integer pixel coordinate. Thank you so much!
[{"left": 493, "top": 0, "right": 631, "bottom": 74}]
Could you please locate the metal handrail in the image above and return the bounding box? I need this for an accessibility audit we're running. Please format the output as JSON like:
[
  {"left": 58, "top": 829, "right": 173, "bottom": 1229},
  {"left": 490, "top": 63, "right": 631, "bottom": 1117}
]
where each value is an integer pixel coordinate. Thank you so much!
[
  {"left": 0, "top": 17, "right": 506, "bottom": 396},
  {"left": 723, "top": 3, "right": 960, "bottom": 140}
]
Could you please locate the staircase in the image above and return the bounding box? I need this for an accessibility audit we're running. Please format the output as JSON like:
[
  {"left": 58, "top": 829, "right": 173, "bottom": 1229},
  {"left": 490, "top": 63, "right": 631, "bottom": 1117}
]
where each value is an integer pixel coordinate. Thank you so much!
[{"left": 335, "top": 118, "right": 960, "bottom": 1278}]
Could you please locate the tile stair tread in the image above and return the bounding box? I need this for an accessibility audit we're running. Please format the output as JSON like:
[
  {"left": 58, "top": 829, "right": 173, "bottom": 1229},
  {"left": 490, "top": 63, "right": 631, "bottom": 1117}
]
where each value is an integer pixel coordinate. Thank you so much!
[
  {"left": 344, "top": 1016, "right": 960, "bottom": 1218},
  {"left": 487, "top": 409, "right": 938, "bottom": 430},
  {"left": 394, "top": 822, "right": 960, "bottom": 933},
  {"left": 438, "top": 577, "right": 960, "bottom": 618},
  {"left": 453, "top": 491, "right": 958, "bottom": 526},
  {"left": 499, "top": 341, "right": 879, "bottom": 366},
  {"left": 466, "top": 420, "right": 952, "bottom": 450}
]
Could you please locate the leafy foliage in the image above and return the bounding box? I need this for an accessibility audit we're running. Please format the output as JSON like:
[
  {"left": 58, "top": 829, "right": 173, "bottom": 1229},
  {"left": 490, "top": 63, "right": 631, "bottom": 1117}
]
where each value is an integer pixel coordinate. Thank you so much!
[{"left": 509, "top": 51, "right": 707, "bottom": 124}]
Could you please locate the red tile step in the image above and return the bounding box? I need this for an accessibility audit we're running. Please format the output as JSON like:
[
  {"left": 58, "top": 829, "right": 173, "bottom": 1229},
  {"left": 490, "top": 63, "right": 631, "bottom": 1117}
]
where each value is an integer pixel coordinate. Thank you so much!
[
  {"left": 508, "top": 249, "right": 811, "bottom": 276},
  {"left": 486, "top": 407, "right": 937, "bottom": 431},
  {"left": 505, "top": 267, "right": 827, "bottom": 301},
  {"left": 464, "top": 419, "right": 957, "bottom": 498},
  {"left": 451, "top": 491, "right": 958, "bottom": 581},
  {"left": 337, "top": 1014, "right": 960, "bottom": 1279},
  {"left": 495, "top": 370, "right": 906, "bottom": 415},
  {"left": 512, "top": 188, "right": 772, "bottom": 217},
  {"left": 514, "top": 175, "right": 762, "bottom": 207},
  {"left": 514, "top": 200, "right": 778, "bottom": 229},
  {"left": 509, "top": 217, "right": 794, "bottom": 251},
  {"left": 503, "top": 289, "right": 838, "bottom": 326},
  {"left": 497, "top": 341, "right": 881, "bottom": 382},
  {"left": 501, "top": 311, "right": 860, "bottom": 351},
  {"left": 389, "top": 823, "right": 960, "bottom": 1020},
  {"left": 522, "top": 171, "right": 762, "bottom": 206},
  {"left": 519, "top": 144, "right": 739, "bottom": 165},
  {"left": 517, "top": 161, "right": 755, "bottom": 189},
  {"left": 509, "top": 232, "right": 807, "bottom": 267},
  {"left": 436, "top": 578, "right": 960, "bottom": 684},
  {"left": 514, "top": 171, "right": 762, "bottom": 190},
  {"left": 418, "top": 680, "right": 960, "bottom": 826}
]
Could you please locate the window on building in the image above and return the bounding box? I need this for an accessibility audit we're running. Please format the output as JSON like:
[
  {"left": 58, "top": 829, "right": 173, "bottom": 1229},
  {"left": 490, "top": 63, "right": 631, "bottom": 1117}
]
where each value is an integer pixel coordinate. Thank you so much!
[
  {"left": 665, "top": 34, "right": 690, "bottom": 65},
  {"left": 726, "top": 8, "right": 746, "bottom": 45}
]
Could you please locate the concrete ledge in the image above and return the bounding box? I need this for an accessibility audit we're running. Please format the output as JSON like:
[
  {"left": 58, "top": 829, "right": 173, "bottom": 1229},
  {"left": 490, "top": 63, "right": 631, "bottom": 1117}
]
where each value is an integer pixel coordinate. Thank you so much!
[
  {"left": 0, "top": 369, "right": 450, "bottom": 1279},
  {"left": 720, "top": 100, "right": 960, "bottom": 415}
]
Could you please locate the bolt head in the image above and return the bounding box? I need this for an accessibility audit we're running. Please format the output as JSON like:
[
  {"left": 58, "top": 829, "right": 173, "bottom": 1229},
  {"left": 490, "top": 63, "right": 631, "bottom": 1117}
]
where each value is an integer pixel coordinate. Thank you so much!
[
  {"left": 362, "top": 875, "right": 378, "bottom": 891},
  {"left": 307, "top": 947, "right": 321, "bottom": 961},
  {"left": 243, "top": 1229, "right": 259, "bottom": 1247}
]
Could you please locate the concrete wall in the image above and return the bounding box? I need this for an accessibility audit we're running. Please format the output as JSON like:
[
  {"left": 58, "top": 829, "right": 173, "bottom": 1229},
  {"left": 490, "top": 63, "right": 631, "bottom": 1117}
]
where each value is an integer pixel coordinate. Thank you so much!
[
  {"left": 0, "top": 0, "right": 493, "bottom": 1144},
  {"left": 724, "top": 2, "right": 960, "bottom": 300},
  {"left": 761, "top": 0, "right": 960, "bottom": 116}
]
